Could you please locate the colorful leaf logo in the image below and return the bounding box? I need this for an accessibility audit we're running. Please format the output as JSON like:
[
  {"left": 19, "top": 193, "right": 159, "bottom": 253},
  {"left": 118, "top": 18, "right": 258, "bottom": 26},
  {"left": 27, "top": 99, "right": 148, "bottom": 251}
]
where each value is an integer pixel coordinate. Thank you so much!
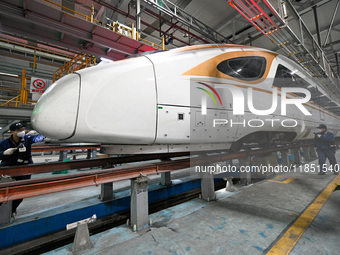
[{"left": 196, "top": 82, "right": 222, "bottom": 106}]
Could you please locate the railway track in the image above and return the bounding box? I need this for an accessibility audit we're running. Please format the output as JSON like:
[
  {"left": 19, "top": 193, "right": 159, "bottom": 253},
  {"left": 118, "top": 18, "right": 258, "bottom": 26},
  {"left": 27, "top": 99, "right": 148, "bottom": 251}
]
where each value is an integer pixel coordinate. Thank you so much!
[
  {"left": 0, "top": 141, "right": 316, "bottom": 203},
  {"left": 0, "top": 140, "right": 329, "bottom": 254}
]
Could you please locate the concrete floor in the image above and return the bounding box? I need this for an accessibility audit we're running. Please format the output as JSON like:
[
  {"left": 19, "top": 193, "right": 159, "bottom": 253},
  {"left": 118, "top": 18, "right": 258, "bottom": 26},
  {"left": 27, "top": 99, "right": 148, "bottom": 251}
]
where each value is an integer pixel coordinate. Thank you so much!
[
  {"left": 39, "top": 152, "right": 340, "bottom": 255},
  {"left": 290, "top": 187, "right": 340, "bottom": 255}
]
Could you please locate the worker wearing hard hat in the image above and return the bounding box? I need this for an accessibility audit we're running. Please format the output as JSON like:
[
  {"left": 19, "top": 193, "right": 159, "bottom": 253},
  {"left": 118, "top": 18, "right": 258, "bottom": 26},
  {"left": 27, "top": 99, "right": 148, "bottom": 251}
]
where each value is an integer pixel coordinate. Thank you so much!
[
  {"left": 314, "top": 124, "right": 338, "bottom": 175},
  {"left": 0, "top": 122, "right": 45, "bottom": 222}
]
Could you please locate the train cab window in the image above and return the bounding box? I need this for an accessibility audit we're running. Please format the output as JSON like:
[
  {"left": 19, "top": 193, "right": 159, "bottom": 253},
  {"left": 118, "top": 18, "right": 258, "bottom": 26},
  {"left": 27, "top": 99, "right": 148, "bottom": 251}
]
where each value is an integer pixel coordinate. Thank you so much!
[
  {"left": 217, "top": 56, "right": 266, "bottom": 81},
  {"left": 274, "top": 64, "right": 309, "bottom": 88}
]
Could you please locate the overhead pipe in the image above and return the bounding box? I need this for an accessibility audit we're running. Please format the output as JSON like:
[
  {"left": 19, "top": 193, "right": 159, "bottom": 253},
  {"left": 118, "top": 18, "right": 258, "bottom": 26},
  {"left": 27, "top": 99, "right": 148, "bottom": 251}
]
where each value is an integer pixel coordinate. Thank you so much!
[
  {"left": 0, "top": 41, "right": 73, "bottom": 63},
  {"left": 0, "top": 63, "right": 54, "bottom": 78},
  {"left": 229, "top": 0, "right": 276, "bottom": 35}
]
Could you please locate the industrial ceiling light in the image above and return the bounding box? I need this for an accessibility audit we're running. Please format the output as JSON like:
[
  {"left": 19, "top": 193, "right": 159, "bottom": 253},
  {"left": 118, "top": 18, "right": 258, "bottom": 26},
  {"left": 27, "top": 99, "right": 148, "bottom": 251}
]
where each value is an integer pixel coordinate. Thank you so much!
[{"left": 0, "top": 72, "right": 19, "bottom": 77}]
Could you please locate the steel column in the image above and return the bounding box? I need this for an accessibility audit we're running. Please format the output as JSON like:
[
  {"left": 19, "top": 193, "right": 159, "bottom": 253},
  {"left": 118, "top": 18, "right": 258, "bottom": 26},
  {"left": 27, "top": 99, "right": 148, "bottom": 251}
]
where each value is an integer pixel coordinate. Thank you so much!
[
  {"left": 0, "top": 201, "right": 12, "bottom": 225},
  {"left": 239, "top": 157, "right": 251, "bottom": 184},
  {"left": 293, "top": 147, "right": 302, "bottom": 165},
  {"left": 313, "top": 6, "right": 322, "bottom": 47},
  {"left": 160, "top": 172, "right": 171, "bottom": 186},
  {"left": 280, "top": 150, "right": 290, "bottom": 167},
  {"left": 302, "top": 146, "right": 311, "bottom": 161},
  {"left": 323, "top": 0, "right": 340, "bottom": 47},
  {"left": 160, "top": 158, "right": 172, "bottom": 186},
  {"left": 86, "top": 149, "right": 92, "bottom": 160},
  {"left": 100, "top": 182, "right": 114, "bottom": 202},
  {"left": 92, "top": 149, "right": 97, "bottom": 159},
  {"left": 58, "top": 150, "right": 68, "bottom": 161}
]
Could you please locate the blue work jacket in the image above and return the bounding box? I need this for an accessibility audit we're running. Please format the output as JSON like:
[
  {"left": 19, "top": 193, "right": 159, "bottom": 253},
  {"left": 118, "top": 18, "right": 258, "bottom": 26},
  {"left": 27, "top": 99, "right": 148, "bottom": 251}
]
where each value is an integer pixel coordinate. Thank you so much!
[
  {"left": 314, "top": 131, "right": 336, "bottom": 151},
  {"left": 0, "top": 134, "right": 45, "bottom": 166}
]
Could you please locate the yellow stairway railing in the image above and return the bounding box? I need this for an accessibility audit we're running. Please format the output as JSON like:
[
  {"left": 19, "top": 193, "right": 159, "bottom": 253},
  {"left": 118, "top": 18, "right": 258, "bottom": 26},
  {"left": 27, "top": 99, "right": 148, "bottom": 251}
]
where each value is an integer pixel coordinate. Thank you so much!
[
  {"left": 53, "top": 54, "right": 96, "bottom": 82},
  {"left": 1, "top": 95, "right": 20, "bottom": 107}
]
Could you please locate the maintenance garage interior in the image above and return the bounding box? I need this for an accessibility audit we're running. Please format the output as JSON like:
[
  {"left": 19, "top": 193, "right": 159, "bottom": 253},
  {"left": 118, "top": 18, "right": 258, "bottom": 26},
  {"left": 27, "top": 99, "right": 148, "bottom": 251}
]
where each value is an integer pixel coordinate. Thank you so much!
[{"left": 0, "top": 0, "right": 340, "bottom": 254}]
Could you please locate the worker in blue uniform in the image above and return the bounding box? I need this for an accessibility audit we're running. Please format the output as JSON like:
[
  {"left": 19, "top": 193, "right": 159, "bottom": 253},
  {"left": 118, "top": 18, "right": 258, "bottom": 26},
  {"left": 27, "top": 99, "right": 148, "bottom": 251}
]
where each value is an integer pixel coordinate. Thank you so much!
[
  {"left": 0, "top": 122, "right": 45, "bottom": 220},
  {"left": 313, "top": 124, "right": 338, "bottom": 175}
]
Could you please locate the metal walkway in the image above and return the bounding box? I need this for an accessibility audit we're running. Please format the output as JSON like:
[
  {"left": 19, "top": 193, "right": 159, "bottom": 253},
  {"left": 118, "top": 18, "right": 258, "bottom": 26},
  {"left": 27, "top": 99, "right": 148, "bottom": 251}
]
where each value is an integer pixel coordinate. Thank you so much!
[
  {"left": 0, "top": 0, "right": 159, "bottom": 61},
  {"left": 141, "top": 0, "right": 231, "bottom": 44},
  {"left": 229, "top": 0, "right": 340, "bottom": 98}
]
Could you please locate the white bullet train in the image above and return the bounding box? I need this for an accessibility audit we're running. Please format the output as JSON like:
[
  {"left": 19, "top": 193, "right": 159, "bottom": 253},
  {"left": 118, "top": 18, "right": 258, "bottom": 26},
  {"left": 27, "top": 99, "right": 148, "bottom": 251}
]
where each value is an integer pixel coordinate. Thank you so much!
[{"left": 31, "top": 44, "right": 340, "bottom": 154}]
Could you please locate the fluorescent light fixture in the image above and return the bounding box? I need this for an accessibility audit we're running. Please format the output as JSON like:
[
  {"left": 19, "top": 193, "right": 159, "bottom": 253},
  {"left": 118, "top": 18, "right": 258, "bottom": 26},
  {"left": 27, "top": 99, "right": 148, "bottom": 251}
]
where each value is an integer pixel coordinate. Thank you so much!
[
  {"left": 236, "top": 69, "right": 242, "bottom": 72},
  {"left": 291, "top": 70, "right": 298, "bottom": 75},
  {"left": 100, "top": 57, "right": 113, "bottom": 63},
  {"left": 0, "top": 72, "right": 19, "bottom": 77}
]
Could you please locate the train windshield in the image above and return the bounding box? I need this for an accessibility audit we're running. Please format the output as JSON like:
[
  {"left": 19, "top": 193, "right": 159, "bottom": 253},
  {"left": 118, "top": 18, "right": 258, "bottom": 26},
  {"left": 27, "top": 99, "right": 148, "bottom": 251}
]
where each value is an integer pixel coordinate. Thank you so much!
[{"left": 217, "top": 56, "right": 266, "bottom": 81}]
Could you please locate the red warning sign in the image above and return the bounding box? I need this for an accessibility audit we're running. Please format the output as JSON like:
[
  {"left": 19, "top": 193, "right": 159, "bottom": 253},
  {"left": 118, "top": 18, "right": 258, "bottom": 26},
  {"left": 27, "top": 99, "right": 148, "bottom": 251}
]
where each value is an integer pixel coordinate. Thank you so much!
[
  {"left": 33, "top": 79, "right": 46, "bottom": 90},
  {"left": 30, "top": 77, "right": 52, "bottom": 94}
]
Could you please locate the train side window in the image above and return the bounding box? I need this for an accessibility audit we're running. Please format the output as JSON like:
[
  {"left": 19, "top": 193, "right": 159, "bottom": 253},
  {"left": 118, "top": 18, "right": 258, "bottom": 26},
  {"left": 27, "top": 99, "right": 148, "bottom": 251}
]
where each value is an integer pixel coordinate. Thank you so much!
[
  {"left": 274, "top": 64, "right": 309, "bottom": 88},
  {"left": 217, "top": 56, "right": 266, "bottom": 81},
  {"left": 274, "top": 64, "right": 293, "bottom": 88}
]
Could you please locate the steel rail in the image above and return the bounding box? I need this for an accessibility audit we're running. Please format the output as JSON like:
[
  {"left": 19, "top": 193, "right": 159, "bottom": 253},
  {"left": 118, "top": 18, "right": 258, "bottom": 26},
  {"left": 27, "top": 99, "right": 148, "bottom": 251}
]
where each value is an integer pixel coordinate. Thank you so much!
[
  {"left": 0, "top": 142, "right": 313, "bottom": 203},
  {"left": 0, "top": 151, "right": 191, "bottom": 177}
]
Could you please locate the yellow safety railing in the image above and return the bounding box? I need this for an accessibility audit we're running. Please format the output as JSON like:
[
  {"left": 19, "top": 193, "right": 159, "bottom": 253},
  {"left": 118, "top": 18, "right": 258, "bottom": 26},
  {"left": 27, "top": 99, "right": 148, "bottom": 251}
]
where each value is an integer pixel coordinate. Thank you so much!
[
  {"left": 20, "top": 68, "right": 28, "bottom": 105},
  {"left": 44, "top": 0, "right": 166, "bottom": 51},
  {"left": 53, "top": 53, "right": 96, "bottom": 82},
  {"left": 0, "top": 68, "right": 31, "bottom": 108},
  {"left": 138, "top": 35, "right": 165, "bottom": 50},
  {"left": 0, "top": 87, "right": 20, "bottom": 92},
  {"left": 1, "top": 95, "right": 20, "bottom": 107}
]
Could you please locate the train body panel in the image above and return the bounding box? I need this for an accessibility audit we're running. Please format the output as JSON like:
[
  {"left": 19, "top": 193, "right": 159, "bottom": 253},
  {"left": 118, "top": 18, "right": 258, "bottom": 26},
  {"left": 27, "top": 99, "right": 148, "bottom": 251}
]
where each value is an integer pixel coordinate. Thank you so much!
[
  {"left": 33, "top": 56, "right": 158, "bottom": 144},
  {"left": 31, "top": 44, "right": 340, "bottom": 152}
]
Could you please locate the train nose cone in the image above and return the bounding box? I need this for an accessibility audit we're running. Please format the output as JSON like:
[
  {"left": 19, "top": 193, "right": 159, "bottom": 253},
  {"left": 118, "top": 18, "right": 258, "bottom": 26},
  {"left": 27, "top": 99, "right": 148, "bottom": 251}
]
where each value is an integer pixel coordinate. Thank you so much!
[{"left": 32, "top": 73, "right": 80, "bottom": 140}]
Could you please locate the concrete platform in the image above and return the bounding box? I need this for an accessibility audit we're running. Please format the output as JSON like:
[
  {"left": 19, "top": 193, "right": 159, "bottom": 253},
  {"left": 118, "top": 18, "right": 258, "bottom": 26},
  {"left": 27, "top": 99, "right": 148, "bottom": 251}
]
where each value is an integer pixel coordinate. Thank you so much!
[{"left": 41, "top": 152, "right": 340, "bottom": 255}]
